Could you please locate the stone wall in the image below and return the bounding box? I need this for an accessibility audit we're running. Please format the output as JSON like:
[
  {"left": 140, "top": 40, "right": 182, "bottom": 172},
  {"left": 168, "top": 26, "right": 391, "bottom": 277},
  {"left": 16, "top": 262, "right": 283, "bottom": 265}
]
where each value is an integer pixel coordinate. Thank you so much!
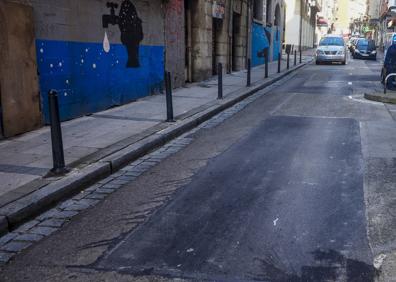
[{"left": 188, "top": 0, "right": 249, "bottom": 82}]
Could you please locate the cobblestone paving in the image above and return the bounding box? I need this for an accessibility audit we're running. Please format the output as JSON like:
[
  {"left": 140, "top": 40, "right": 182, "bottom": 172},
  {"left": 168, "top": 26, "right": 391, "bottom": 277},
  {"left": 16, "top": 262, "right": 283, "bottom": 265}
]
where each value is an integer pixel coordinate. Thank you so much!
[{"left": 0, "top": 73, "right": 293, "bottom": 264}]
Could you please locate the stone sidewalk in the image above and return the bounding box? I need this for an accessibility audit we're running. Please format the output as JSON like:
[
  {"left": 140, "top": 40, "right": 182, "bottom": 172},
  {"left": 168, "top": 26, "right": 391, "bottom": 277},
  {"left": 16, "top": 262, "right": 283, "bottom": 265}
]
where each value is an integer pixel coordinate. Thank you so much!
[{"left": 0, "top": 50, "right": 313, "bottom": 232}]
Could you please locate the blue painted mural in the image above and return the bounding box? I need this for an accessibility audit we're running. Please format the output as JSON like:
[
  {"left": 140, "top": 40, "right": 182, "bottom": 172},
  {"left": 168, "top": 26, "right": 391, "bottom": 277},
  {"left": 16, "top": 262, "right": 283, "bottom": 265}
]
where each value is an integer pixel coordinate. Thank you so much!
[
  {"left": 36, "top": 39, "right": 164, "bottom": 123},
  {"left": 273, "top": 27, "right": 281, "bottom": 61},
  {"left": 251, "top": 22, "right": 270, "bottom": 67},
  {"left": 251, "top": 23, "right": 282, "bottom": 66}
]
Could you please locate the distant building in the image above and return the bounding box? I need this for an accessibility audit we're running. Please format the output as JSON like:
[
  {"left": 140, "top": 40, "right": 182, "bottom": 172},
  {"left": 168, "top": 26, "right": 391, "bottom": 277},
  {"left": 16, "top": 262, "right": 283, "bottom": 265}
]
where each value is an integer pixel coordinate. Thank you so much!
[
  {"left": 334, "top": 0, "right": 368, "bottom": 36},
  {"left": 379, "top": 0, "right": 396, "bottom": 49},
  {"left": 316, "top": 0, "right": 338, "bottom": 44},
  {"left": 367, "top": 0, "right": 381, "bottom": 42},
  {"left": 284, "top": 0, "right": 321, "bottom": 49}
]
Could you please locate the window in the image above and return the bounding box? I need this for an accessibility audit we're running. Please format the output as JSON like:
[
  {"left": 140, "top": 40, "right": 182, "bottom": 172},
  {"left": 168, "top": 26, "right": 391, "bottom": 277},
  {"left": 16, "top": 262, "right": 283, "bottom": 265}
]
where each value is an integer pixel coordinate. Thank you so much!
[{"left": 319, "top": 37, "right": 345, "bottom": 46}]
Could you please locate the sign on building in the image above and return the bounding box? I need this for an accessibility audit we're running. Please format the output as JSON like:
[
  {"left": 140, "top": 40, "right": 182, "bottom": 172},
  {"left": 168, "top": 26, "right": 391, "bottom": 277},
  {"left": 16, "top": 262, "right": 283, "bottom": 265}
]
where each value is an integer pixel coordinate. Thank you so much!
[{"left": 213, "top": 0, "right": 225, "bottom": 19}]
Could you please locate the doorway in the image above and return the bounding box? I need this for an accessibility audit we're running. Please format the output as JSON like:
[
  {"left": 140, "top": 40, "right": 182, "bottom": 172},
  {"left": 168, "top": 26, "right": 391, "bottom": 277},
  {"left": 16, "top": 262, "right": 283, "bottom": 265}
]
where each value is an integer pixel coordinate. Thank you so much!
[
  {"left": 184, "top": 0, "right": 192, "bottom": 82},
  {"left": 0, "top": 2, "right": 41, "bottom": 137},
  {"left": 232, "top": 13, "right": 241, "bottom": 71},
  {"left": 212, "top": 19, "right": 221, "bottom": 75}
]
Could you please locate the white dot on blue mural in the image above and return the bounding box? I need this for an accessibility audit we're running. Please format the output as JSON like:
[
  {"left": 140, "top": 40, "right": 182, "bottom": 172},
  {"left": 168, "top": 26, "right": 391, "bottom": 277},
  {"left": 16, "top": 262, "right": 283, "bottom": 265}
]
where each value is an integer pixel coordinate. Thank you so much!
[
  {"left": 64, "top": 92, "right": 68, "bottom": 96},
  {"left": 40, "top": 48, "right": 44, "bottom": 53},
  {"left": 85, "top": 48, "right": 89, "bottom": 52},
  {"left": 81, "top": 59, "right": 84, "bottom": 63},
  {"left": 50, "top": 64, "right": 53, "bottom": 68},
  {"left": 59, "top": 62, "right": 63, "bottom": 67},
  {"left": 92, "top": 64, "right": 97, "bottom": 69},
  {"left": 66, "top": 80, "right": 69, "bottom": 84}
]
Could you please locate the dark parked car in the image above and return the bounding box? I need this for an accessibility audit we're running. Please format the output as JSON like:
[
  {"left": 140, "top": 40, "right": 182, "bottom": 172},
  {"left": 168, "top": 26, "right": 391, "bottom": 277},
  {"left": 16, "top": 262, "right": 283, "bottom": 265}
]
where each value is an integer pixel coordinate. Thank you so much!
[
  {"left": 352, "top": 39, "right": 377, "bottom": 60},
  {"left": 381, "top": 44, "right": 396, "bottom": 88}
]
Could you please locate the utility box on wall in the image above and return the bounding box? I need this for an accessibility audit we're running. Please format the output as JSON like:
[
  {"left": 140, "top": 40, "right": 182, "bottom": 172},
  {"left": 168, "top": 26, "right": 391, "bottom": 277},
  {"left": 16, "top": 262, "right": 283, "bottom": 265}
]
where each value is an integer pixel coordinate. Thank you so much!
[{"left": 0, "top": 1, "right": 42, "bottom": 137}]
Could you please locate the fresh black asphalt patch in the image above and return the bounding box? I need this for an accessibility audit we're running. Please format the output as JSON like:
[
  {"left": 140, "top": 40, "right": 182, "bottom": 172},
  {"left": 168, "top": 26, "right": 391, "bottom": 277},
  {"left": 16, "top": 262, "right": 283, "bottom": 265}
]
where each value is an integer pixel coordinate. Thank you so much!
[{"left": 94, "top": 116, "right": 376, "bottom": 281}]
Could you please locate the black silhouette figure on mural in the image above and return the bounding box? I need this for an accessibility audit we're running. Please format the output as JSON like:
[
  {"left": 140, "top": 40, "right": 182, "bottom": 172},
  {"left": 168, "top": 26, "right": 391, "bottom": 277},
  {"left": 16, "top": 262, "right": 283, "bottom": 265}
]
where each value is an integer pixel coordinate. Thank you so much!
[{"left": 102, "top": 1, "right": 144, "bottom": 68}]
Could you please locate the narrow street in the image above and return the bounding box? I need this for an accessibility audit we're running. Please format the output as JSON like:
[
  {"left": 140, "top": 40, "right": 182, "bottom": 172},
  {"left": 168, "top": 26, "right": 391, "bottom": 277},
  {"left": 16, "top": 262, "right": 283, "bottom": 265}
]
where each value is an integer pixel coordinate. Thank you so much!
[{"left": 1, "top": 57, "right": 396, "bottom": 281}]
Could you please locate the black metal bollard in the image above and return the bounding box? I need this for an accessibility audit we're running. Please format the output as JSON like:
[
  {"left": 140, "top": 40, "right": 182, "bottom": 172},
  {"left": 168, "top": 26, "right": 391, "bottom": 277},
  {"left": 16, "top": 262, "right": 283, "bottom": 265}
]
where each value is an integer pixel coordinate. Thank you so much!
[
  {"left": 287, "top": 52, "right": 290, "bottom": 70},
  {"left": 247, "top": 59, "right": 251, "bottom": 87},
  {"left": 294, "top": 50, "right": 297, "bottom": 66},
  {"left": 165, "top": 72, "right": 174, "bottom": 122},
  {"left": 278, "top": 52, "right": 281, "bottom": 73},
  {"left": 265, "top": 49, "right": 269, "bottom": 78},
  {"left": 48, "top": 90, "right": 67, "bottom": 174},
  {"left": 218, "top": 63, "right": 223, "bottom": 99}
]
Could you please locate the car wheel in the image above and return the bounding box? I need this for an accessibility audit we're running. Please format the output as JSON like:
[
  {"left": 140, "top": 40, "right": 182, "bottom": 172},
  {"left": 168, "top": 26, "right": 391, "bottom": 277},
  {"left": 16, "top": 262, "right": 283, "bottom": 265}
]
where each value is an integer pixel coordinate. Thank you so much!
[
  {"left": 316, "top": 61, "right": 320, "bottom": 65},
  {"left": 341, "top": 60, "right": 346, "bottom": 65}
]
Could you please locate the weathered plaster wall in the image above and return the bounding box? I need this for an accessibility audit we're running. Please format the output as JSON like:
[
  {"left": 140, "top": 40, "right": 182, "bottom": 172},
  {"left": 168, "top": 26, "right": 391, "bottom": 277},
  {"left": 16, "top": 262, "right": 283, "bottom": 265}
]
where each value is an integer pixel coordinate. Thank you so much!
[{"left": 0, "top": 1, "right": 41, "bottom": 137}]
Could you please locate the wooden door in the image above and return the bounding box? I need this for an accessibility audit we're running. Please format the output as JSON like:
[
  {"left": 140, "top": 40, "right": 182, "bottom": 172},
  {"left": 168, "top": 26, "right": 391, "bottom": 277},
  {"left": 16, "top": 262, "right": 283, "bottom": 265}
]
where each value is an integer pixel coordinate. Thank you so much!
[{"left": 0, "top": 1, "right": 41, "bottom": 137}]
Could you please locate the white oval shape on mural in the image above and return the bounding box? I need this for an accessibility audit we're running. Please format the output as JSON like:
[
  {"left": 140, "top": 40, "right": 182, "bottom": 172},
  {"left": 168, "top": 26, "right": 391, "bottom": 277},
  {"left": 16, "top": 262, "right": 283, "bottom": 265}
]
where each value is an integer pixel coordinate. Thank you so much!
[{"left": 103, "top": 31, "right": 110, "bottom": 53}]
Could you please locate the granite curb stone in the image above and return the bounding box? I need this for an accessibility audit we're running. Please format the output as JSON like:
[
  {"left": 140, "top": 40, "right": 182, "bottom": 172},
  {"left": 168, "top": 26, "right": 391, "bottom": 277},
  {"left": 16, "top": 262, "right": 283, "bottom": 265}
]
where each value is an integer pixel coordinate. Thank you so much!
[{"left": 364, "top": 92, "right": 396, "bottom": 104}]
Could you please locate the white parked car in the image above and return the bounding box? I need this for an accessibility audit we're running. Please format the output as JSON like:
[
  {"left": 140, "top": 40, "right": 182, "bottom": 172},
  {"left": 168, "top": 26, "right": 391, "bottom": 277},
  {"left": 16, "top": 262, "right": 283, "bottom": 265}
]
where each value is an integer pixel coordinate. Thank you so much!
[{"left": 315, "top": 35, "right": 347, "bottom": 65}]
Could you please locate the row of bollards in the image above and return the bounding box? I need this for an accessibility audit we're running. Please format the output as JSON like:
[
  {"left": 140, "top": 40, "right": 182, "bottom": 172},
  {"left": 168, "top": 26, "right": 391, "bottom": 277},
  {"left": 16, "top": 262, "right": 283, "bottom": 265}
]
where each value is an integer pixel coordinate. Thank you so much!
[{"left": 48, "top": 49, "right": 304, "bottom": 175}]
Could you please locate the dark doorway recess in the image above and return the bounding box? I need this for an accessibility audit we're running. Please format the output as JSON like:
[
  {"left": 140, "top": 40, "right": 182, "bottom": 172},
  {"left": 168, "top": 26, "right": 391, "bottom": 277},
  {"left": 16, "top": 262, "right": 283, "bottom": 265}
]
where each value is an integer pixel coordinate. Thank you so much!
[
  {"left": 232, "top": 12, "right": 241, "bottom": 71},
  {"left": 212, "top": 18, "right": 221, "bottom": 75},
  {"left": 184, "top": 0, "right": 192, "bottom": 82}
]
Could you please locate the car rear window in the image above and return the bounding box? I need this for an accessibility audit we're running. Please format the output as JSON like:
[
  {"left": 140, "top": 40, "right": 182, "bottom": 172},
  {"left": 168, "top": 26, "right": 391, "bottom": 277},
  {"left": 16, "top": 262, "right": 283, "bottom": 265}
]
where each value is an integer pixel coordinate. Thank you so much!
[
  {"left": 357, "top": 40, "right": 375, "bottom": 48},
  {"left": 319, "top": 37, "right": 344, "bottom": 46}
]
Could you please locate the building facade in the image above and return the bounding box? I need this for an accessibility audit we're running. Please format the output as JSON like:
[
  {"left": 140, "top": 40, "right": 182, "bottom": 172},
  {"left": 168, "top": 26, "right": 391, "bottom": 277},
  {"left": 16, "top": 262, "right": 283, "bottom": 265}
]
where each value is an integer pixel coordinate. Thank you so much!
[
  {"left": 1, "top": 0, "right": 185, "bottom": 136},
  {"left": 367, "top": 0, "right": 381, "bottom": 42},
  {"left": 284, "top": 0, "right": 320, "bottom": 50},
  {"left": 379, "top": 0, "right": 396, "bottom": 49},
  {"left": 316, "top": 0, "right": 338, "bottom": 42},
  {"left": 334, "top": 0, "right": 368, "bottom": 36},
  {"left": 0, "top": 0, "right": 290, "bottom": 138},
  {"left": 185, "top": 0, "right": 250, "bottom": 82}
]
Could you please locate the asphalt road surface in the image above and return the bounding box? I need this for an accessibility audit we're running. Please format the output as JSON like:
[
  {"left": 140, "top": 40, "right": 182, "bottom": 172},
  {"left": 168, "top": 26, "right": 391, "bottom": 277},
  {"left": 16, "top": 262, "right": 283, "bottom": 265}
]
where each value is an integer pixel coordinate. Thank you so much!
[{"left": 2, "top": 56, "right": 394, "bottom": 281}]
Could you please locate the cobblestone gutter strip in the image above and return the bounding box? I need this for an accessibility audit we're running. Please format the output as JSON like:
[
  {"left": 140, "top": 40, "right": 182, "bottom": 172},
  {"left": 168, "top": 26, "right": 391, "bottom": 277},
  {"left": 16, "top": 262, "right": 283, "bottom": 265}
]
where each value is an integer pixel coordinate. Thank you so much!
[{"left": 0, "top": 61, "right": 309, "bottom": 237}]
